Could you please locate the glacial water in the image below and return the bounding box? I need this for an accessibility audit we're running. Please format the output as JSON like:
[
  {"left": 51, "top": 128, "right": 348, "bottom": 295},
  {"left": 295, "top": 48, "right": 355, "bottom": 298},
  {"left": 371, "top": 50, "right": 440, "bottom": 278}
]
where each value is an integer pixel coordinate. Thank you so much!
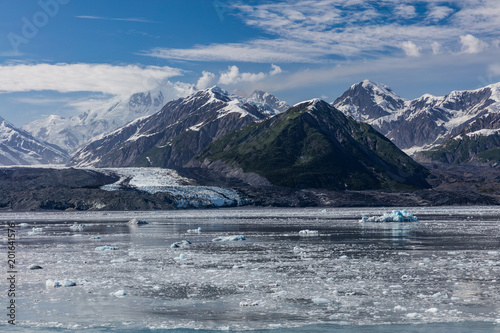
[{"left": 1, "top": 206, "right": 499, "bottom": 332}]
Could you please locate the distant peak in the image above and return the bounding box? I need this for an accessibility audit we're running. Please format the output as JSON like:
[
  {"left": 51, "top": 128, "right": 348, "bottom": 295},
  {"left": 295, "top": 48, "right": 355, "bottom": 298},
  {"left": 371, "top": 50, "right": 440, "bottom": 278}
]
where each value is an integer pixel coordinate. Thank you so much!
[
  {"left": 293, "top": 98, "right": 327, "bottom": 110},
  {"left": 206, "top": 86, "right": 230, "bottom": 96}
]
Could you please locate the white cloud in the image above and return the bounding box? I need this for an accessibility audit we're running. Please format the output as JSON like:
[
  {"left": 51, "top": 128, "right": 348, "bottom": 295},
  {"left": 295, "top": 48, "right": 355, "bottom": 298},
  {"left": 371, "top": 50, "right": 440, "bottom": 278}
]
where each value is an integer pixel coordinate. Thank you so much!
[
  {"left": 270, "top": 64, "right": 282, "bottom": 76},
  {"left": 142, "top": 40, "right": 319, "bottom": 63},
  {"left": 141, "top": 1, "right": 500, "bottom": 64},
  {"left": 401, "top": 41, "right": 421, "bottom": 57},
  {"left": 395, "top": 5, "right": 417, "bottom": 19},
  {"left": 489, "top": 64, "right": 500, "bottom": 75},
  {"left": 460, "top": 34, "right": 488, "bottom": 54},
  {"left": 196, "top": 71, "right": 216, "bottom": 90},
  {"left": 0, "top": 63, "right": 184, "bottom": 96},
  {"left": 427, "top": 6, "right": 454, "bottom": 21},
  {"left": 218, "top": 66, "right": 266, "bottom": 85},
  {"left": 431, "top": 41, "right": 441, "bottom": 55},
  {"left": 76, "top": 16, "right": 157, "bottom": 23},
  {"left": 218, "top": 65, "right": 282, "bottom": 86}
]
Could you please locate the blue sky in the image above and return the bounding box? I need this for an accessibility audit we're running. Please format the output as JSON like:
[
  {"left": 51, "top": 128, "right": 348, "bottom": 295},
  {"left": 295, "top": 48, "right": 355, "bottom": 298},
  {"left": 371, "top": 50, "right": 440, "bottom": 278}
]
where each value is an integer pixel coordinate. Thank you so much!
[{"left": 1, "top": 0, "right": 500, "bottom": 126}]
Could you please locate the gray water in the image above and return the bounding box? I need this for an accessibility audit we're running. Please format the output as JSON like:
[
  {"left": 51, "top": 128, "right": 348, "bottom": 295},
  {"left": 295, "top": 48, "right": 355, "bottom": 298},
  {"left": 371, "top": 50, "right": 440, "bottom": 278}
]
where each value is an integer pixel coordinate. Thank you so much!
[{"left": 1, "top": 206, "right": 499, "bottom": 332}]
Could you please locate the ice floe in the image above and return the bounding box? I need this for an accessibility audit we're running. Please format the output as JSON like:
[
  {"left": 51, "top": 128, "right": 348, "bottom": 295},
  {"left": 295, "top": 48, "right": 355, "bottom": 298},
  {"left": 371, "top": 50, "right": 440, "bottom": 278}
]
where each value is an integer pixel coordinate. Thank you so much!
[
  {"left": 29, "top": 264, "right": 43, "bottom": 270},
  {"left": 299, "top": 229, "right": 319, "bottom": 236},
  {"left": 360, "top": 210, "right": 418, "bottom": 222},
  {"left": 128, "top": 218, "right": 149, "bottom": 225},
  {"left": 28, "top": 227, "right": 43, "bottom": 235},
  {"left": 95, "top": 246, "right": 119, "bottom": 251},
  {"left": 46, "top": 279, "right": 77, "bottom": 288},
  {"left": 170, "top": 240, "right": 191, "bottom": 248},
  {"left": 212, "top": 235, "right": 246, "bottom": 242},
  {"left": 111, "top": 290, "right": 127, "bottom": 297},
  {"left": 69, "top": 223, "right": 85, "bottom": 231},
  {"left": 187, "top": 227, "right": 202, "bottom": 233}
]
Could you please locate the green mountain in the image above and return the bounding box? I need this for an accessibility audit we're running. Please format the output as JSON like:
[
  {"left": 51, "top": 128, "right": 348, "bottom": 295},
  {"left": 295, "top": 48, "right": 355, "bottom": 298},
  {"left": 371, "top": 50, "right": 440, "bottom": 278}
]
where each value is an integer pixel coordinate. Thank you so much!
[
  {"left": 196, "top": 99, "right": 430, "bottom": 190},
  {"left": 416, "top": 132, "right": 500, "bottom": 164}
]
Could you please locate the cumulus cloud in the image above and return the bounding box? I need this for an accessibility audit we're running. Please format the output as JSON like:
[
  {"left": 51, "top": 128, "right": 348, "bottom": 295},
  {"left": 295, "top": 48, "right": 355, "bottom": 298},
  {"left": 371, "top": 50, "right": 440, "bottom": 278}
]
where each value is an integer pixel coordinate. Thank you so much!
[
  {"left": 196, "top": 71, "right": 216, "bottom": 90},
  {"left": 218, "top": 65, "right": 282, "bottom": 85},
  {"left": 431, "top": 41, "right": 441, "bottom": 55},
  {"left": 0, "top": 63, "right": 184, "bottom": 96},
  {"left": 460, "top": 34, "right": 488, "bottom": 54},
  {"left": 270, "top": 64, "right": 282, "bottom": 76},
  {"left": 401, "top": 41, "right": 421, "bottom": 57}
]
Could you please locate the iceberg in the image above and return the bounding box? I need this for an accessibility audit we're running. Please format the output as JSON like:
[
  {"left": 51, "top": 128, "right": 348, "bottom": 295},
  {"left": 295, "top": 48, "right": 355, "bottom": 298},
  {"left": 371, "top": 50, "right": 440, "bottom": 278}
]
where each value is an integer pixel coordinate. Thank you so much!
[
  {"left": 95, "top": 246, "right": 119, "bottom": 251},
  {"left": 212, "top": 235, "right": 246, "bottom": 242},
  {"left": 29, "top": 264, "right": 43, "bottom": 270},
  {"left": 170, "top": 240, "right": 192, "bottom": 248},
  {"left": 46, "top": 279, "right": 76, "bottom": 288},
  {"left": 28, "top": 227, "right": 43, "bottom": 235},
  {"left": 128, "top": 218, "right": 148, "bottom": 225},
  {"left": 69, "top": 223, "right": 85, "bottom": 231},
  {"left": 299, "top": 229, "right": 319, "bottom": 236},
  {"left": 360, "top": 210, "right": 418, "bottom": 223},
  {"left": 187, "top": 227, "right": 202, "bottom": 233}
]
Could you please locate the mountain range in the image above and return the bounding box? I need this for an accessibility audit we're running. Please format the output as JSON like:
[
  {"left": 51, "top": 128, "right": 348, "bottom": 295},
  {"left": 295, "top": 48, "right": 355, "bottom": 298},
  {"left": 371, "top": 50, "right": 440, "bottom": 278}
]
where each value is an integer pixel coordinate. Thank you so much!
[
  {"left": 194, "top": 99, "right": 430, "bottom": 190},
  {"left": 22, "top": 82, "right": 195, "bottom": 153},
  {"left": 334, "top": 80, "right": 500, "bottom": 163},
  {"left": 68, "top": 87, "right": 289, "bottom": 168},
  {"left": 0, "top": 116, "right": 69, "bottom": 165}
]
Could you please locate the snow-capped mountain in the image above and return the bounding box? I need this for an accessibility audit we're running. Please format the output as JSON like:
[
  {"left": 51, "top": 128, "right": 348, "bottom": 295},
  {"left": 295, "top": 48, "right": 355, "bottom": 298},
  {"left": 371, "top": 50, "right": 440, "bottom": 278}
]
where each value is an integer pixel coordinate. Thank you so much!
[
  {"left": 0, "top": 115, "right": 69, "bottom": 165},
  {"left": 334, "top": 80, "right": 500, "bottom": 156},
  {"left": 23, "top": 82, "right": 195, "bottom": 153},
  {"left": 68, "top": 87, "right": 287, "bottom": 168}
]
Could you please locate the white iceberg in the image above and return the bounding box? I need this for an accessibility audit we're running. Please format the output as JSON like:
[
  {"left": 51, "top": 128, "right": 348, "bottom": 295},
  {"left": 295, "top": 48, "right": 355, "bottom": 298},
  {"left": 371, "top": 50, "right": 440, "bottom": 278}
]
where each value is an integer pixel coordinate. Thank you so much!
[
  {"left": 128, "top": 218, "right": 148, "bottom": 225},
  {"left": 299, "top": 229, "right": 319, "bottom": 236},
  {"left": 28, "top": 227, "right": 43, "bottom": 235},
  {"left": 360, "top": 210, "right": 418, "bottom": 223},
  {"left": 212, "top": 235, "right": 246, "bottom": 242},
  {"left": 46, "top": 278, "right": 76, "bottom": 288},
  {"left": 170, "top": 240, "right": 191, "bottom": 248},
  {"left": 111, "top": 290, "right": 127, "bottom": 297},
  {"left": 187, "top": 227, "right": 202, "bottom": 233},
  {"left": 69, "top": 223, "right": 85, "bottom": 231},
  {"left": 95, "top": 246, "right": 119, "bottom": 251}
]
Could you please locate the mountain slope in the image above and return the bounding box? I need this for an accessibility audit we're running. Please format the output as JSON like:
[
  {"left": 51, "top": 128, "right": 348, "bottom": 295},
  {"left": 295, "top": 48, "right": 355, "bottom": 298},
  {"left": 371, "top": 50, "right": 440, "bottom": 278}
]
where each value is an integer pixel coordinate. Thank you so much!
[
  {"left": 23, "top": 82, "right": 194, "bottom": 153},
  {"left": 196, "top": 99, "right": 430, "bottom": 190},
  {"left": 333, "top": 80, "right": 500, "bottom": 159},
  {"left": 68, "top": 87, "right": 286, "bottom": 168},
  {"left": 0, "top": 116, "right": 69, "bottom": 165}
]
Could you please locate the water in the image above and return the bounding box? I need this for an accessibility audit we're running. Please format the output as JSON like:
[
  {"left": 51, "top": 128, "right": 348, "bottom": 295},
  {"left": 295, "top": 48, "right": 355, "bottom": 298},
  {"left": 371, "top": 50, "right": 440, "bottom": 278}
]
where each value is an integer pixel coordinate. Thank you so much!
[{"left": 1, "top": 207, "right": 499, "bottom": 332}]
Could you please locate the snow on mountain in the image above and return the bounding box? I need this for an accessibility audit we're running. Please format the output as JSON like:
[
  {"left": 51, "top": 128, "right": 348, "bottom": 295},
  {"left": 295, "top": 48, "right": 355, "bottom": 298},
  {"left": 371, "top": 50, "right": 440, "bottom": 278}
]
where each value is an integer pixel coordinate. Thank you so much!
[
  {"left": 333, "top": 80, "right": 500, "bottom": 155},
  {"left": 23, "top": 82, "right": 195, "bottom": 153},
  {"left": 0, "top": 115, "right": 69, "bottom": 165},
  {"left": 68, "top": 87, "right": 288, "bottom": 168}
]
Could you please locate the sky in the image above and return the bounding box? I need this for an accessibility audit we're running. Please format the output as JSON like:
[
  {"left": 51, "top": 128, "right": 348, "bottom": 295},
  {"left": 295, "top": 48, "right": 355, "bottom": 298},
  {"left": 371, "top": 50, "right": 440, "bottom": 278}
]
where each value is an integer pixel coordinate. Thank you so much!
[{"left": 1, "top": 0, "right": 500, "bottom": 126}]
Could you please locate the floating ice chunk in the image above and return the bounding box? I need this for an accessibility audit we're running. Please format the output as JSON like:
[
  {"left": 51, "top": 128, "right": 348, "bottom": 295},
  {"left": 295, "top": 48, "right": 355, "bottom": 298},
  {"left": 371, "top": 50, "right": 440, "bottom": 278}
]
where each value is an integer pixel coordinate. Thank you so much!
[
  {"left": 393, "top": 305, "right": 407, "bottom": 311},
  {"left": 312, "top": 298, "right": 332, "bottom": 304},
  {"left": 425, "top": 307, "right": 439, "bottom": 313},
  {"left": 112, "top": 290, "right": 127, "bottom": 297},
  {"left": 298, "top": 229, "right": 319, "bottom": 236},
  {"left": 339, "top": 255, "right": 349, "bottom": 260},
  {"left": 28, "top": 227, "right": 43, "bottom": 235},
  {"left": 174, "top": 253, "right": 191, "bottom": 263},
  {"left": 212, "top": 235, "right": 246, "bottom": 242},
  {"left": 239, "top": 301, "right": 259, "bottom": 307},
  {"left": 170, "top": 240, "right": 192, "bottom": 248},
  {"left": 432, "top": 292, "right": 447, "bottom": 298},
  {"left": 72, "top": 234, "right": 83, "bottom": 237},
  {"left": 360, "top": 210, "right": 418, "bottom": 222},
  {"left": 91, "top": 236, "right": 102, "bottom": 240},
  {"left": 19, "top": 223, "right": 29, "bottom": 228},
  {"left": 29, "top": 264, "right": 43, "bottom": 270},
  {"left": 293, "top": 246, "right": 303, "bottom": 253},
  {"left": 128, "top": 218, "right": 148, "bottom": 225},
  {"left": 95, "top": 246, "right": 119, "bottom": 251},
  {"left": 46, "top": 279, "right": 76, "bottom": 288},
  {"left": 406, "top": 313, "right": 422, "bottom": 319},
  {"left": 69, "top": 223, "right": 85, "bottom": 231},
  {"left": 187, "top": 227, "right": 202, "bottom": 233}
]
